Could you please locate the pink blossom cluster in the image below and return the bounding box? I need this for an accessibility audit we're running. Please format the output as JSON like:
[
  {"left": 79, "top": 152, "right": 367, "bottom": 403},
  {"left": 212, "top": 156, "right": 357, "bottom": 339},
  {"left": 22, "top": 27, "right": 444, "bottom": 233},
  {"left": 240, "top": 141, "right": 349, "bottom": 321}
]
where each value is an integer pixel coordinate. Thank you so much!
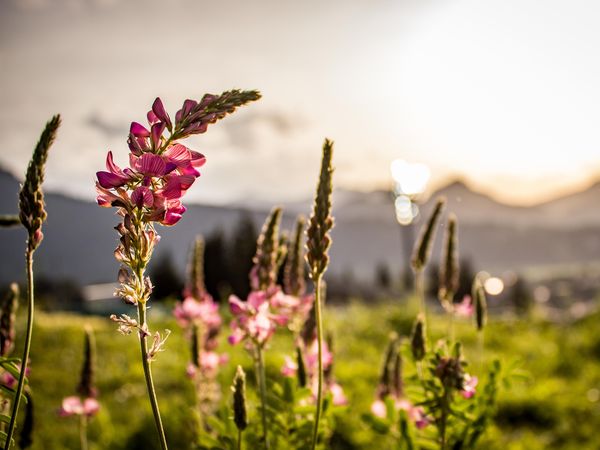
[
  {"left": 96, "top": 98, "right": 205, "bottom": 226},
  {"left": 228, "top": 288, "right": 290, "bottom": 347},
  {"left": 281, "top": 338, "right": 348, "bottom": 406},
  {"left": 174, "top": 294, "right": 227, "bottom": 378},
  {"left": 454, "top": 295, "right": 474, "bottom": 318},
  {"left": 59, "top": 396, "right": 100, "bottom": 418}
]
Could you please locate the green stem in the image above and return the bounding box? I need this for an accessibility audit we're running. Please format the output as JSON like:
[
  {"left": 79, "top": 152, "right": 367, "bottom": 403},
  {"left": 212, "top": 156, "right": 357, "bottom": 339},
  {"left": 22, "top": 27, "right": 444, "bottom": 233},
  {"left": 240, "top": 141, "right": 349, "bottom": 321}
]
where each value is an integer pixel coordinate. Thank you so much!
[
  {"left": 448, "top": 308, "right": 455, "bottom": 346},
  {"left": 477, "top": 330, "right": 485, "bottom": 372},
  {"left": 440, "top": 387, "right": 450, "bottom": 450},
  {"left": 415, "top": 270, "right": 429, "bottom": 343},
  {"left": 237, "top": 429, "right": 243, "bottom": 450},
  {"left": 79, "top": 414, "right": 88, "bottom": 450},
  {"left": 310, "top": 274, "right": 324, "bottom": 450},
  {"left": 4, "top": 249, "right": 34, "bottom": 450},
  {"left": 137, "top": 301, "right": 169, "bottom": 450},
  {"left": 254, "top": 346, "right": 269, "bottom": 450}
]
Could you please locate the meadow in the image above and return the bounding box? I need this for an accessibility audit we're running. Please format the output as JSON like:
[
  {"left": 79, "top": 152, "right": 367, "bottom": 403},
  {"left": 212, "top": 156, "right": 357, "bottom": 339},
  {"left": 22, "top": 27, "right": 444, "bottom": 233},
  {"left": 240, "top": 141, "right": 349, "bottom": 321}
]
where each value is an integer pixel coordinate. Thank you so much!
[{"left": 20, "top": 299, "right": 600, "bottom": 449}]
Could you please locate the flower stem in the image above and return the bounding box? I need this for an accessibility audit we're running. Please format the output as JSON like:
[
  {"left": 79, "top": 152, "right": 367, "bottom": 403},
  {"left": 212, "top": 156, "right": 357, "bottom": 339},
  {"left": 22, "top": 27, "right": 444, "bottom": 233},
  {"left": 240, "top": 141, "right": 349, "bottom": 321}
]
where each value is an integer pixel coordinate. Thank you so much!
[
  {"left": 79, "top": 414, "right": 88, "bottom": 450},
  {"left": 137, "top": 301, "right": 168, "bottom": 450},
  {"left": 439, "top": 386, "right": 450, "bottom": 450},
  {"left": 310, "top": 274, "right": 324, "bottom": 450},
  {"left": 254, "top": 346, "right": 269, "bottom": 450},
  {"left": 237, "top": 429, "right": 243, "bottom": 450},
  {"left": 4, "top": 250, "right": 34, "bottom": 450}
]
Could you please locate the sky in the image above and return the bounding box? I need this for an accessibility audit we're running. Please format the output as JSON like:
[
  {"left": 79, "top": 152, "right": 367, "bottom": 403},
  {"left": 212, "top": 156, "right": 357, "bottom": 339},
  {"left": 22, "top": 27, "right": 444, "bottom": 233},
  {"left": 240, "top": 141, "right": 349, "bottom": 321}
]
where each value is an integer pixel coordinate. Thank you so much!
[{"left": 2, "top": 0, "right": 600, "bottom": 206}]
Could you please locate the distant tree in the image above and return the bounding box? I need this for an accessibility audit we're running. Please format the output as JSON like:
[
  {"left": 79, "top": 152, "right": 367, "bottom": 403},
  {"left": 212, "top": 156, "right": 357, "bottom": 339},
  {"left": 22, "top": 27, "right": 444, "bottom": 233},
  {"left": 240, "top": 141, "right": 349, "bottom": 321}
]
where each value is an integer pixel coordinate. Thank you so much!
[
  {"left": 427, "top": 258, "right": 474, "bottom": 304},
  {"left": 375, "top": 261, "right": 392, "bottom": 291},
  {"left": 204, "top": 228, "right": 229, "bottom": 302},
  {"left": 511, "top": 275, "right": 532, "bottom": 316},
  {"left": 149, "top": 251, "right": 183, "bottom": 301},
  {"left": 228, "top": 213, "right": 258, "bottom": 299},
  {"left": 456, "top": 258, "right": 475, "bottom": 302}
]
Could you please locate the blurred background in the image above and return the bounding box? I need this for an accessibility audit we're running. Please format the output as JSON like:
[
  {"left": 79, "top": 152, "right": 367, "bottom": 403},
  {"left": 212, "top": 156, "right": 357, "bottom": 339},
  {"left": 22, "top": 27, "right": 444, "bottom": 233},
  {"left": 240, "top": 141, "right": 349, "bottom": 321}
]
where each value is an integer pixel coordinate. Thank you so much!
[{"left": 1, "top": 1, "right": 600, "bottom": 449}]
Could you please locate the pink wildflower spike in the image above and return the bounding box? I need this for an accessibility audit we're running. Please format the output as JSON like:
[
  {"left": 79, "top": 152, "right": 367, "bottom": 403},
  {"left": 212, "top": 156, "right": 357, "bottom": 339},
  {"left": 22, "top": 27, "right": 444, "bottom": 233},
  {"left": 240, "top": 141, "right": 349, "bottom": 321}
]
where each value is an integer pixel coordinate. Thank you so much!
[
  {"left": 455, "top": 295, "right": 474, "bottom": 317},
  {"left": 281, "top": 356, "right": 298, "bottom": 377},
  {"left": 371, "top": 399, "right": 387, "bottom": 418},
  {"left": 130, "top": 121, "right": 150, "bottom": 138},
  {"left": 173, "top": 297, "right": 221, "bottom": 328},
  {"left": 461, "top": 375, "right": 478, "bottom": 399},
  {"left": 131, "top": 186, "right": 154, "bottom": 208},
  {"left": 152, "top": 97, "right": 172, "bottom": 130}
]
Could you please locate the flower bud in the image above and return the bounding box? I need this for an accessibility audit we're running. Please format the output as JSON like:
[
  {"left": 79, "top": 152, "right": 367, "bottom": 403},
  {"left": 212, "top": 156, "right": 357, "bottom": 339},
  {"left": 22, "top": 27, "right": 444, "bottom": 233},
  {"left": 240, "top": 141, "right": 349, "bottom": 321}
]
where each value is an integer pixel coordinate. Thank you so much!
[
  {"left": 411, "top": 197, "right": 445, "bottom": 272},
  {"left": 410, "top": 315, "right": 427, "bottom": 362},
  {"left": 284, "top": 216, "right": 306, "bottom": 297},
  {"left": 438, "top": 214, "right": 459, "bottom": 308},
  {"left": 77, "top": 327, "right": 97, "bottom": 399},
  {"left": 472, "top": 277, "right": 487, "bottom": 331},
  {"left": 232, "top": 365, "right": 248, "bottom": 431}
]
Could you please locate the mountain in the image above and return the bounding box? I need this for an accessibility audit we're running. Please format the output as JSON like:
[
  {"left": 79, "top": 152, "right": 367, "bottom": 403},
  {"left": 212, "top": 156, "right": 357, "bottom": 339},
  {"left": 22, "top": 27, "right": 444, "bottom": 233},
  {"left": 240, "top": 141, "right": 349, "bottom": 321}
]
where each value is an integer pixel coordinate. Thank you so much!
[{"left": 2, "top": 168, "right": 600, "bottom": 285}]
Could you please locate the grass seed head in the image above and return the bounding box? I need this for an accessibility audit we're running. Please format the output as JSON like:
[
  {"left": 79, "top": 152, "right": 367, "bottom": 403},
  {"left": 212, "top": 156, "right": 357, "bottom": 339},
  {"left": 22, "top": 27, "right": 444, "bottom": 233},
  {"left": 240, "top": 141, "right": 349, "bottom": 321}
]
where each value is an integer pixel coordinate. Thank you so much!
[
  {"left": 306, "top": 139, "right": 334, "bottom": 279},
  {"left": 252, "top": 207, "right": 283, "bottom": 291},
  {"left": 438, "top": 214, "right": 459, "bottom": 307},
  {"left": 472, "top": 276, "right": 488, "bottom": 331},
  {"left": 411, "top": 197, "right": 445, "bottom": 272},
  {"left": 19, "top": 115, "right": 61, "bottom": 252},
  {"left": 284, "top": 216, "right": 307, "bottom": 297}
]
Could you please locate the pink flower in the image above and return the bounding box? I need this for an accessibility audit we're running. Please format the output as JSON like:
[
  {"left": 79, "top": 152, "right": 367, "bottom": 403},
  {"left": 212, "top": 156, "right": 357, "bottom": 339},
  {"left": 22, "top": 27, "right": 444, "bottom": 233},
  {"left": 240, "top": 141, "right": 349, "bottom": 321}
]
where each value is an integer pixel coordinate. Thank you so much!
[
  {"left": 371, "top": 399, "right": 387, "bottom": 418},
  {"left": 228, "top": 291, "right": 282, "bottom": 346},
  {"left": 270, "top": 291, "right": 314, "bottom": 330},
  {"left": 460, "top": 375, "right": 478, "bottom": 399},
  {"left": 173, "top": 296, "right": 221, "bottom": 329},
  {"left": 454, "top": 295, "right": 474, "bottom": 317},
  {"left": 59, "top": 396, "right": 100, "bottom": 417},
  {"left": 281, "top": 356, "right": 298, "bottom": 377},
  {"left": 329, "top": 382, "right": 348, "bottom": 406}
]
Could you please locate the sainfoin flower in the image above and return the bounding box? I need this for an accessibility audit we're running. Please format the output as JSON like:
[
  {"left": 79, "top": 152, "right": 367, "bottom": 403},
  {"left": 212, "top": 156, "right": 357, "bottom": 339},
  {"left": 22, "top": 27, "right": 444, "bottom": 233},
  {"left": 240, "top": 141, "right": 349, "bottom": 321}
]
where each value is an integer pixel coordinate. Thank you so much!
[
  {"left": 454, "top": 295, "right": 474, "bottom": 318},
  {"left": 96, "top": 91, "right": 260, "bottom": 227},
  {"left": 228, "top": 289, "right": 289, "bottom": 347},
  {"left": 59, "top": 396, "right": 100, "bottom": 417},
  {"left": 460, "top": 374, "right": 478, "bottom": 399}
]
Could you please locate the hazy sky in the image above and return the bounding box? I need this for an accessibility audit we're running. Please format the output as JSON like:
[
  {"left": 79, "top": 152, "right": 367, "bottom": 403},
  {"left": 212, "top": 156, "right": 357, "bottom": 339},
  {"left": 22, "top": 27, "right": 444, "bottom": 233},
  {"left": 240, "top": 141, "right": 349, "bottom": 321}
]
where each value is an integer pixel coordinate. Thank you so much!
[{"left": 2, "top": 0, "right": 600, "bottom": 206}]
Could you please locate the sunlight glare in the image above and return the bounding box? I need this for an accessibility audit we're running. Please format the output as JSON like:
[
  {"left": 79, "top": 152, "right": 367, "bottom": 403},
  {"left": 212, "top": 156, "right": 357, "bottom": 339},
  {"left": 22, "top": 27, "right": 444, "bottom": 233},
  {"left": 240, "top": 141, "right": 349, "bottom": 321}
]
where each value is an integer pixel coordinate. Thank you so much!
[{"left": 390, "top": 159, "right": 431, "bottom": 196}]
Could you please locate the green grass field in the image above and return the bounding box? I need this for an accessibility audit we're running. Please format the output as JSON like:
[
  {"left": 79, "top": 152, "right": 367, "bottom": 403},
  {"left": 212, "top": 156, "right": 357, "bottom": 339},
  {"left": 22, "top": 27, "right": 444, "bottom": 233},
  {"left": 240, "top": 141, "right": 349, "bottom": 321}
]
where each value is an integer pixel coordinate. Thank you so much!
[{"left": 17, "top": 298, "right": 600, "bottom": 449}]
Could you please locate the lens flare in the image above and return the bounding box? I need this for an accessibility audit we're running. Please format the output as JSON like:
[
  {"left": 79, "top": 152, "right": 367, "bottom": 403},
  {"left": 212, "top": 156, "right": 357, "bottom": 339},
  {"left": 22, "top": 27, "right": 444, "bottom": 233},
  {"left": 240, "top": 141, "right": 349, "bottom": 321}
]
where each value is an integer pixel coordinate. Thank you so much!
[{"left": 390, "top": 159, "right": 431, "bottom": 196}]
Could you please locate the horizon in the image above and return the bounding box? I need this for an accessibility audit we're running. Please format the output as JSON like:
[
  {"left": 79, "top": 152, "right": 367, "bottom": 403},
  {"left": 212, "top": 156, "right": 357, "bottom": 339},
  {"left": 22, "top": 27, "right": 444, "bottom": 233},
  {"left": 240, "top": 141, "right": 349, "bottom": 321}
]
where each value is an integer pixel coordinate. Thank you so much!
[{"left": 1, "top": 163, "right": 597, "bottom": 209}]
